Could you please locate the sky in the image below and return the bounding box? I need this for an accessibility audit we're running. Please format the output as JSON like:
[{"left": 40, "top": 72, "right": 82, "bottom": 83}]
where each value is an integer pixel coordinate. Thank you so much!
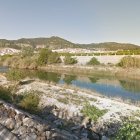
[{"left": 0, "top": 0, "right": 140, "bottom": 45}]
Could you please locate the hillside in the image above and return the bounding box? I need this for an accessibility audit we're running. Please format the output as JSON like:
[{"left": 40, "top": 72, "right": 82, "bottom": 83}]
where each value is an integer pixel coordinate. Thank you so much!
[
  {"left": 0, "top": 36, "right": 140, "bottom": 50},
  {"left": 78, "top": 42, "right": 140, "bottom": 51}
]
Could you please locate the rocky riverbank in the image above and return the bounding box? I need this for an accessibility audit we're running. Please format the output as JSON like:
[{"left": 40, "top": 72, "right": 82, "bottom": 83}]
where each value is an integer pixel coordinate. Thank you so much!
[{"left": 0, "top": 74, "right": 140, "bottom": 140}]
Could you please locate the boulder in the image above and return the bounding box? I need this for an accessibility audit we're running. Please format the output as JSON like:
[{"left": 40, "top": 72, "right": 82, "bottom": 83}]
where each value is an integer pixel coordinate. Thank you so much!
[{"left": 5, "top": 118, "right": 16, "bottom": 130}]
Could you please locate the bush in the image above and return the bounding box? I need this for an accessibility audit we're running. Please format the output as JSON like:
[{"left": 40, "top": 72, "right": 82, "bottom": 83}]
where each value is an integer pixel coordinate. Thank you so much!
[
  {"left": 87, "top": 57, "right": 100, "bottom": 65},
  {"left": 0, "top": 86, "right": 12, "bottom": 102},
  {"left": 81, "top": 103, "right": 107, "bottom": 121},
  {"left": 7, "top": 69, "right": 26, "bottom": 81},
  {"left": 19, "top": 92, "right": 40, "bottom": 113},
  {"left": 47, "top": 52, "right": 61, "bottom": 64},
  {"left": 118, "top": 56, "right": 140, "bottom": 68},
  {"left": 64, "top": 56, "right": 77, "bottom": 65},
  {"left": 38, "top": 48, "right": 61, "bottom": 65},
  {"left": 0, "top": 54, "right": 13, "bottom": 62},
  {"left": 115, "top": 119, "right": 140, "bottom": 140},
  {"left": 1, "top": 55, "right": 21, "bottom": 67},
  {"left": 21, "top": 47, "right": 34, "bottom": 57},
  {"left": 0, "top": 86, "right": 40, "bottom": 114}
]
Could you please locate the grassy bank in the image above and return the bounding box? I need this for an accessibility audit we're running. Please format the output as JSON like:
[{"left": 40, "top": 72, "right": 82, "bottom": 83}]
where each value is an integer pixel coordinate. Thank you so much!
[{"left": 39, "top": 65, "right": 140, "bottom": 80}]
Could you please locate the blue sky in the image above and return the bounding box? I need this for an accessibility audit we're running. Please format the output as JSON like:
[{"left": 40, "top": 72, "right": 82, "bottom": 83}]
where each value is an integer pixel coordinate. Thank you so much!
[{"left": 0, "top": 0, "right": 140, "bottom": 45}]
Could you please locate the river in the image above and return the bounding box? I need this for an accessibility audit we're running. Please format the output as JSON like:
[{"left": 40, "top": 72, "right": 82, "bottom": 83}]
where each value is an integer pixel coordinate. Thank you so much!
[{"left": 0, "top": 66, "right": 140, "bottom": 102}]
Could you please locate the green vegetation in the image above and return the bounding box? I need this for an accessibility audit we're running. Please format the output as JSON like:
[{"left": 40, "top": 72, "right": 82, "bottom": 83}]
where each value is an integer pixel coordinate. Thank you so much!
[
  {"left": 89, "top": 77, "right": 99, "bottom": 83},
  {"left": 115, "top": 118, "right": 140, "bottom": 140},
  {"left": 57, "top": 97, "right": 69, "bottom": 104},
  {"left": 0, "top": 86, "right": 12, "bottom": 102},
  {"left": 118, "top": 56, "right": 140, "bottom": 68},
  {"left": 35, "top": 71, "right": 61, "bottom": 82},
  {"left": 56, "top": 92, "right": 94, "bottom": 105},
  {"left": 21, "top": 47, "right": 34, "bottom": 57},
  {"left": 47, "top": 52, "right": 62, "bottom": 64},
  {"left": 0, "top": 48, "right": 61, "bottom": 68},
  {"left": 0, "top": 84, "right": 40, "bottom": 113},
  {"left": 81, "top": 103, "right": 107, "bottom": 121},
  {"left": 0, "top": 55, "right": 13, "bottom": 65},
  {"left": 1, "top": 54, "right": 38, "bottom": 69},
  {"left": 6, "top": 69, "right": 62, "bottom": 83},
  {"left": 38, "top": 48, "right": 51, "bottom": 65},
  {"left": 120, "top": 79, "right": 140, "bottom": 93},
  {"left": 7, "top": 69, "right": 26, "bottom": 81},
  {"left": 116, "top": 50, "right": 140, "bottom": 55},
  {"left": 87, "top": 57, "right": 100, "bottom": 65},
  {"left": 0, "top": 86, "right": 40, "bottom": 114},
  {"left": 19, "top": 92, "right": 40, "bottom": 113},
  {"left": 0, "top": 54, "right": 13, "bottom": 61},
  {"left": 64, "top": 55, "right": 77, "bottom": 65},
  {"left": 38, "top": 48, "right": 61, "bottom": 65},
  {"left": 63, "top": 75, "right": 77, "bottom": 84},
  {"left": 80, "top": 42, "right": 140, "bottom": 51},
  {"left": 59, "top": 49, "right": 140, "bottom": 56}
]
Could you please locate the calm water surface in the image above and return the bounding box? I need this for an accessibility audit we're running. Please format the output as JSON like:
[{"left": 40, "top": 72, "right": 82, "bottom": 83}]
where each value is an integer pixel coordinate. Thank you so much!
[
  {"left": 0, "top": 67, "right": 140, "bottom": 102},
  {"left": 0, "top": 66, "right": 9, "bottom": 73}
]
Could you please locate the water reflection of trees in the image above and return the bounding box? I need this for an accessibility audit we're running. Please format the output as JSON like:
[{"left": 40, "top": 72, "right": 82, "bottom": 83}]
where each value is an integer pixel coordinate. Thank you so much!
[
  {"left": 35, "top": 71, "right": 61, "bottom": 83},
  {"left": 63, "top": 74, "right": 77, "bottom": 84},
  {"left": 119, "top": 80, "right": 140, "bottom": 93},
  {"left": 15, "top": 69, "right": 61, "bottom": 83},
  {"left": 89, "top": 77, "right": 99, "bottom": 83}
]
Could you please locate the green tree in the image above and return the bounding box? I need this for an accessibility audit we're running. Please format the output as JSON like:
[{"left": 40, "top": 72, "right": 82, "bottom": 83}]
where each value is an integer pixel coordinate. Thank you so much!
[
  {"left": 38, "top": 48, "right": 61, "bottom": 65},
  {"left": 48, "top": 52, "right": 61, "bottom": 64},
  {"left": 64, "top": 56, "right": 77, "bottom": 65},
  {"left": 21, "top": 47, "right": 34, "bottom": 57},
  {"left": 37, "top": 48, "right": 51, "bottom": 65},
  {"left": 87, "top": 57, "right": 100, "bottom": 65}
]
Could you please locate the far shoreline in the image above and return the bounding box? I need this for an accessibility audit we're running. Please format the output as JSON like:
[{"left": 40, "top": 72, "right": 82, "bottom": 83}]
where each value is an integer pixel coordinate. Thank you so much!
[
  {"left": 2, "top": 63, "right": 140, "bottom": 81},
  {"left": 39, "top": 65, "right": 140, "bottom": 80}
]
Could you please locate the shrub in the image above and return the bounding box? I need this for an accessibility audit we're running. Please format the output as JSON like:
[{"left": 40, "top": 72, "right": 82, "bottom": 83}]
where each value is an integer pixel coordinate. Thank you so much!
[
  {"left": 28, "top": 61, "right": 38, "bottom": 69},
  {"left": 87, "top": 57, "right": 100, "bottom": 65},
  {"left": 19, "top": 92, "right": 40, "bottom": 113},
  {"left": 0, "top": 86, "right": 12, "bottom": 102},
  {"left": 38, "top": 48, "right": 61, "bottom": 65},
  {"left": 0, "top": 54, "right": 13, "bottom": 62},
  {"left": 64, "top": 56, "right": 77, "bottom": 65},
  {"left": 81, "top": 103, "right": 107, "bottom": 121},
  {"left": 57, "top": 97, "right": 69, "bottom": 104},
  {"left": 115, "top": 119, "right": 140, "bottom": 140},
  {"left": 47, "top": 52, "right": 61, "bottom": 64},
  {"left": 21, "top": 47, "right": 34, "bottom": 57},
  {"left": 18, "top": 57, "right": 32, "bottom": 69},
  {"left": 118, "top": 56, "right": 140, "bottom": 68},
  {"left": 38, "top": 48, "right": 51, "bottom": 65},
  {"left": 7, "top": 69, "right": 26, "bottom": 81},
  {"left": 1, "top": 55, "right": 18, "bottom": 66}
]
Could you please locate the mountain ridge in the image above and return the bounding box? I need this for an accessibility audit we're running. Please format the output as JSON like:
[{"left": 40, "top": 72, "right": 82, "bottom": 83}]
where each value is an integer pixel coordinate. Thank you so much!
[{"left": 0, "top": 36, "right": 139, "bottom": 51}]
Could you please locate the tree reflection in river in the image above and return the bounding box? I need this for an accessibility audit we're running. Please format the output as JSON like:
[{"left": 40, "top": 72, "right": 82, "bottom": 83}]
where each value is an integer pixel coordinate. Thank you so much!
[
  {"left": 63, "top": 74, "right": 77, "bottom": 84},
  {"left": 89, "top": 77, "right": 99, "bottom": 83},
  {"left": 119, "top": 80, "right": 140, "bottom": 93}
]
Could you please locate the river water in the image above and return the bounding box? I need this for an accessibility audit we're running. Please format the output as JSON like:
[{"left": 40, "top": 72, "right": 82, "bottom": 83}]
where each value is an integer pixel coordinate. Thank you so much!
[{"left": 0, "top": 66, "right": 140, "bottom": 102}]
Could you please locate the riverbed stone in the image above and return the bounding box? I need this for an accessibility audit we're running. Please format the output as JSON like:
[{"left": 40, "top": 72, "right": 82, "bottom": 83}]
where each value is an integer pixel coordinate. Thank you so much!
[
  {"left": 23, "top": 117, "right": 35, "bottom": 127},
  {"left": 0, "top": 123, "right": 19, "bottom": 140},
  {"left": 5, "top": 118, "right": 16, "bottom": 130},
  {"left": 18, "top": 126, "right": 28, "bottom": 135},
  {"left": 45, "top": 131, "right": 51, "bottom": 139}
]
